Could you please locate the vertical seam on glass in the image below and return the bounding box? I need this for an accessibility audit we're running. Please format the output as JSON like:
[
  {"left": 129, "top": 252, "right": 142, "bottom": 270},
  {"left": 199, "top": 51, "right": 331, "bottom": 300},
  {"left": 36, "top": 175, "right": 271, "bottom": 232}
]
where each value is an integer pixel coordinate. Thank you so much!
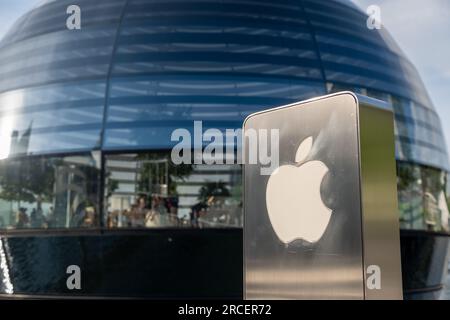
[
  {"left": 99, "top": 0, "right": 130, "bottom": 229},
  {"left": 299, "top": 0, "right": 328, "bottom": 93},
  {"left": 100, "top": 0, "right": 130, "bottom": 150}
]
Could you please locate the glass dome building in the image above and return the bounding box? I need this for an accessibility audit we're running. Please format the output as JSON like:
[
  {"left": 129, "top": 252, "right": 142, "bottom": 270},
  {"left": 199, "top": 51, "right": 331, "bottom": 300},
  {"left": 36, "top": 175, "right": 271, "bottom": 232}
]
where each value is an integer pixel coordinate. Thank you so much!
[{"left": 0, "top": 0, "right": 448, "bottom": 299}]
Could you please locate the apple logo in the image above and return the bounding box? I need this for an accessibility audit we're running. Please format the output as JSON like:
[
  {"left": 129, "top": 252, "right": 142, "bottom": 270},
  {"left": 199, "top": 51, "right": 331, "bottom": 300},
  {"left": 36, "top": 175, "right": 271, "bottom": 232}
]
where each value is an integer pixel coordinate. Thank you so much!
[{"left": 265, "top": 136, "right": 332, "bottom": 244}]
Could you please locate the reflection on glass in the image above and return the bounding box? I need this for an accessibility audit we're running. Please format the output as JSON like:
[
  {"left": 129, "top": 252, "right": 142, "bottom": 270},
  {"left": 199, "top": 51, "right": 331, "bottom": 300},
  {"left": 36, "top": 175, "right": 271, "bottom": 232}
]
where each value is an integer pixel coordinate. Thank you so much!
[
  {"left": 0, "top": 151, "right": 446, "bottom": 233},
  {"left": 397, "top": 162, "right": 449, "bottom": 232},
  {"left": 0, "top": 90, "right": 23, "bottom": 160},
  {"left": 327, "top": 83, "right": 448, "bottom": 171},
  {"left": 105, "top": 152, "right": 242, "bottom": 228},
  {"left": 0, "top": 155, "right": 100, "bottom": 229},
  {"left": 0, "top": 117, "right": 12, "bottom": 160},
  {"left": 398, "top": 163, "right": 424, "bottom": 230}
]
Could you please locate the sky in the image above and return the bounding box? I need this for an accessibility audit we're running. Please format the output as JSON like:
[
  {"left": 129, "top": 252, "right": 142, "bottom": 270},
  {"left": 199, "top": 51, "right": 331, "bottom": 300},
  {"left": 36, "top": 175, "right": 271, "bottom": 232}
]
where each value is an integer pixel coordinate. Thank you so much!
[{"left": 0, "top": 0, "right": 449, "bottom": 152}]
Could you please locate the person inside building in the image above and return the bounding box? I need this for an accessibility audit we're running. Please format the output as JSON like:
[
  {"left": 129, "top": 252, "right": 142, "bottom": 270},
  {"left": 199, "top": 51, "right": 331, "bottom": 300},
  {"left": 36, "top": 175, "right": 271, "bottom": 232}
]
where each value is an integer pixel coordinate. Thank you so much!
[
  {"left": 131, "top": 197, "right": 147, "bottom": 227},
  {"left": 15, "top": 208, "right": 29, "bottom": 229}
]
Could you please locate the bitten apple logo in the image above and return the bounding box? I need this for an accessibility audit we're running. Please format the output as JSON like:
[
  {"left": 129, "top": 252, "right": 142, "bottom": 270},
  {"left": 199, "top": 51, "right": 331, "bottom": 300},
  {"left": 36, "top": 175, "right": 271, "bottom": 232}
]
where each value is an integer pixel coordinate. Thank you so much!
[{"left": 265, "top": 136, "right": 332, "bottom": 244}]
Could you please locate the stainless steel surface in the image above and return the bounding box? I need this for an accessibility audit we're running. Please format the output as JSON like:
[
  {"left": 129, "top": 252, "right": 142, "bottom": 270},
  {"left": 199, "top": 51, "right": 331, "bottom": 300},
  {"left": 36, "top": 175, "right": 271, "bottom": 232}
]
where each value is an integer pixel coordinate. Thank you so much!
[
  {"left": 243, "top": 92, "right": 402, "bottom": 299},
  {"left": 443, "top": 247, "right": 450, "bottom": 300},
  {"left": 359, "top": 100, "right": 403, "bottom": 299},
  {"left": 244, "top": 92, "right": 364, "bottom": 299}
]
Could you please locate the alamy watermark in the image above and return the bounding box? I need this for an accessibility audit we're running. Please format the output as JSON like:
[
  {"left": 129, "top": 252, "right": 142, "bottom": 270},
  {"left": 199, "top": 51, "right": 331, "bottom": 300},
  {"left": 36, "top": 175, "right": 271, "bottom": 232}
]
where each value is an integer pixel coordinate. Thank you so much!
[
  {"left": 170, "top": 121, "right": 279, "bottom": 175},
  {"left": 366, "top": 264, "right": 381, "bottom": 290},
  {"left": 66, "top": 5, "right": 81, "bottom": 30},
  {"left": 66, "top": 264, "right": 81, "bottom": 290}
]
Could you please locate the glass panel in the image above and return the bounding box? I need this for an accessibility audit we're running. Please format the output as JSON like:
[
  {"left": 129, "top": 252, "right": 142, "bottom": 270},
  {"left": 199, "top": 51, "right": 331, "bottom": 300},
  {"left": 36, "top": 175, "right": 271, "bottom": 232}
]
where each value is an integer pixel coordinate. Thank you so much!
[
  {"left": 316, "top": 28, "right": 433, "bottom": 107},
  {"left": 397, "top": 163, "right": 425, "bottom": 230},
  {"left": 105, "top": 152, "right": 242, "bottom": 228},
  {"left": 126, "top": 0, "right": 308, "bottom": 24},
  {"left": 421, "top": 166, "right": 449, "bottom": 232},
  {"left": 0, "top": 154, "right": 100, "bottom": 230},
  {"left": 0, "top": 82, "right": 105, "bottom": 157},
  {"left": 104, "top": 77, "right": 325, "bottom": 149},
  {"left": 1, "top": 0, "right": 126, "bottom": 46},
  {"left": 397, "top": 162, "right": 449, "bottom": 232},
  {"left": 326, "top": 84, "right": 449, "bottom": 172},
  {"left": 0, "top": 5, "right": 120, "bottom": 92}
]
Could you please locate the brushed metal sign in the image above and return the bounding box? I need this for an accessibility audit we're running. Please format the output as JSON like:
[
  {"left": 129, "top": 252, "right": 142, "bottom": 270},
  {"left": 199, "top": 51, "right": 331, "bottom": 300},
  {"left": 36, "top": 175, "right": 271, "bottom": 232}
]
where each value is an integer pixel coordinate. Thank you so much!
[{"left": 243, "top": 92, "right": 402, "bottom": 300}]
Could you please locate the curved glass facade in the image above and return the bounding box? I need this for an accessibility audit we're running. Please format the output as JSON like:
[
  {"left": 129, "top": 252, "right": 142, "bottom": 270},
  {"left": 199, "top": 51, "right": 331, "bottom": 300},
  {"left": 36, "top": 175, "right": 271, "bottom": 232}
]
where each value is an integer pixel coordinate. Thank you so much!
[{"left": 0, "top": 1, "right": 447, "bottom": 232}]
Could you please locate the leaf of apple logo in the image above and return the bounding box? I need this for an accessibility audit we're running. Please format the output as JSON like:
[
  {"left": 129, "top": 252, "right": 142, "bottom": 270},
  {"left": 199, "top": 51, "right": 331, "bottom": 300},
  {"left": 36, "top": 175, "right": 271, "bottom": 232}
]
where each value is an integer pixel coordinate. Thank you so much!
[{"left": 265, "top": 136, "right": 332, "bottom": 244}]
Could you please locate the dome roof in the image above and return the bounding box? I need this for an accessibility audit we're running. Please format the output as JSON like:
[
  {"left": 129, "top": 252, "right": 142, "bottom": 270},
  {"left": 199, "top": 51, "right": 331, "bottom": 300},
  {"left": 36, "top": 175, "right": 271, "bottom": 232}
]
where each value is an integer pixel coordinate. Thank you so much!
[{"left": 0, "top": 0, "right": 447, "bottom": 170}]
